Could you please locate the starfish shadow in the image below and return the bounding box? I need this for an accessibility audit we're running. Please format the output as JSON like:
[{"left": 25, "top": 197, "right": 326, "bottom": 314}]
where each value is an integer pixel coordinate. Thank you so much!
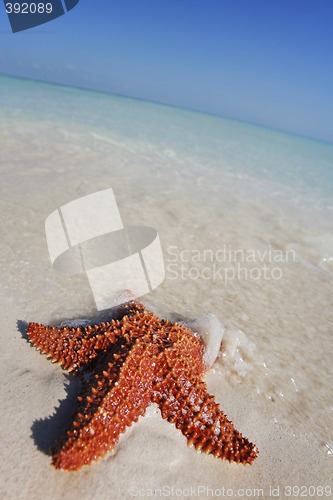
[
  {"left": 51, "top": 303, "right": 137, "bottom": 329},
  {"left": 17, "top": 319, "right": 29, "bottom": 340},
  {"left": 31, "top": 375, "right": 81, "bottom": 455},
  {"left": 17, "top": 320, "right": 82, "bottom": 456}
]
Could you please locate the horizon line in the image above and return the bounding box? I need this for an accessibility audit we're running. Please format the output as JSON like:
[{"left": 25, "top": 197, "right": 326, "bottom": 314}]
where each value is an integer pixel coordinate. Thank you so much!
[{"left": 1, "top": 71, "right": 332, "bottom": 147}]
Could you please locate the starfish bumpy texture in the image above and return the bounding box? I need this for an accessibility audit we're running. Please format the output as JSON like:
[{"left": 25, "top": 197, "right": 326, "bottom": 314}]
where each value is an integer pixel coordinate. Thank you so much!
[{"left": 27, "top": 301, "right": 258, "bottom": 471}]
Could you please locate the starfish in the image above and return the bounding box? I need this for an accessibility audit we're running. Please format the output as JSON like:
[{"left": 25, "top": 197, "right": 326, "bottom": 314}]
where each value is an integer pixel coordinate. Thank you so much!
[{"left": 27, "top": 301, "right": 258, "bottom": 471}]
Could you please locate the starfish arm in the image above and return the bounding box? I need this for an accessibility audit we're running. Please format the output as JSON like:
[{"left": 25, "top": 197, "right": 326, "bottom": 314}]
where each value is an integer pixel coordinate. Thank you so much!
[
  {"left": 27, "top": 320, "right": 130, "bottom": 372},
  {"left": 154, "top": 373, "right": 258, "bottom": 465},
  {"left": 52, "top": 338, "right": 157, "bottom": 471}
]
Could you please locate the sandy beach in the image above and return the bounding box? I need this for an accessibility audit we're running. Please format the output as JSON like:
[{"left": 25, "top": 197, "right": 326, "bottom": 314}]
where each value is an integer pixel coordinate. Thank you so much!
[{"left": 1, "top": 76, "right": 332, "bottom": 499}]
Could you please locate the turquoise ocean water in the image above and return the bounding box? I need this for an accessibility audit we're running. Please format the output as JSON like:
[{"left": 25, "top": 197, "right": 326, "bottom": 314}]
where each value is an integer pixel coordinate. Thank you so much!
[{"left": 1, "top": 74, "right": 333, "bottom": 201}]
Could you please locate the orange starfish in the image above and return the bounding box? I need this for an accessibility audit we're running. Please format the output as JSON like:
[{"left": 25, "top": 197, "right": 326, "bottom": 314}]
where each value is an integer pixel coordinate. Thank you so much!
[{"left": 27, "top": 301, "right": 258, "bottom": 471}]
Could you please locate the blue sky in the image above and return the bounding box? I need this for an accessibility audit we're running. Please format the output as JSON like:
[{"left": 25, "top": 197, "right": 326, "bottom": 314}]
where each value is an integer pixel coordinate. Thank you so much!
[{"left": 0, "top": 0, "right": 332, "bottom": 142}]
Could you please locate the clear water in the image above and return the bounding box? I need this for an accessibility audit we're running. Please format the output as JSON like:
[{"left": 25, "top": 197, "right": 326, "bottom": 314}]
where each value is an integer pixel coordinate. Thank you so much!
[{"left": 2, "top": 75, "right": 333, "bottom": 187}]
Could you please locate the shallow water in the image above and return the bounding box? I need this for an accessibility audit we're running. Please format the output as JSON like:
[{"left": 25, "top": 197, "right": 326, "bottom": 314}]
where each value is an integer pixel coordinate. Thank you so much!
[{"left": 0, "top": 75, "right": 332, "bottom": 498}]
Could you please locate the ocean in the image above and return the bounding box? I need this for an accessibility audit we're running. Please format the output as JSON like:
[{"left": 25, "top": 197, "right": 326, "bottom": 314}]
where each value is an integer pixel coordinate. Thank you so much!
[{"left": 1, "top": 74, "right": 332, "bottom": 497}]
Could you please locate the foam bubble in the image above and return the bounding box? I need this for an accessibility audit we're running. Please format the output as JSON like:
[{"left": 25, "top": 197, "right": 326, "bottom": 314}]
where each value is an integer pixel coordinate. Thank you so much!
[
  {"left": 183, "top": 314, "right": 224, "bottom": 369},
  {"left": 220, "top": 328, "right": 257, "bottom": 377}
]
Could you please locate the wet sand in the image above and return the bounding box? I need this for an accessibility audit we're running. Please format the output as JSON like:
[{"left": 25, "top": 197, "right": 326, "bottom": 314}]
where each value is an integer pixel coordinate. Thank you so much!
[{"left": 1, "top": 77, "right": 332, "bottom": 499}]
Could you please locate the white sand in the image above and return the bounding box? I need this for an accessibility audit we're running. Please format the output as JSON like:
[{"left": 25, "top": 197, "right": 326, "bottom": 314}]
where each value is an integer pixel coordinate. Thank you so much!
[
  {"left": 1, "top": 90, "right": 333, "bottom": 499},
  {"left": 1, "top": 308, "right": 332, "bottom": 499}
]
